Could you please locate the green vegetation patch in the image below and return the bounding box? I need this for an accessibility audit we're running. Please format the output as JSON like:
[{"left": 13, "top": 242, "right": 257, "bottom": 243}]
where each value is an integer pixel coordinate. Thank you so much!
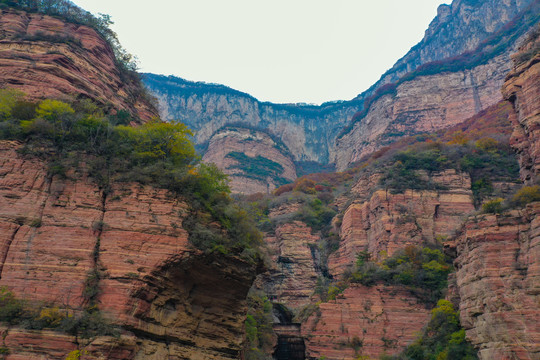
[
  {"left": 346, "top": 245, "right": 453, "bottom": 304},
  {"left": 378, "top": 140, "right": 520, "bottom": 206},
  {"left": 0, "top": 286, "right": 118, "bottom": 339},
  {"left": 384, "top": 300, "right": 478, "bottom": 360},
  {"left": 243, "top": 291, "right": 275, "bottom": 360},
  {"left": 226, "top": 151, "right": 290, "bottom": 187}
]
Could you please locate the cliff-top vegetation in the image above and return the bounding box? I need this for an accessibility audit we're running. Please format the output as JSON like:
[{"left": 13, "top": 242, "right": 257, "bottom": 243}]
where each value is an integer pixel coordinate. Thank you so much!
[{"left": 0, "top": 88, "right": 264, "bottom": 262}]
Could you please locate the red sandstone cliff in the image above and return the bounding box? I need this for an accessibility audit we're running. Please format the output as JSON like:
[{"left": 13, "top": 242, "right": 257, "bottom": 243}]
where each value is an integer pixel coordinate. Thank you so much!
[
  {"left": 0, "top": 140, "right": 256, "bottom": 359},
  {"left": 450, "top": 206, "right": 540, "bottom": 360},
  {"left": 202, "top": 127, "right": 297, "bottom": 194},
  {"left": 445, "top": 28, "right": 540, "bottom": 360},
  {"left": 503, "top": 27, "right": 540, "bottom": 184},
  {"left": 0, "top": 9, "right": 157, "bottom": 121}
]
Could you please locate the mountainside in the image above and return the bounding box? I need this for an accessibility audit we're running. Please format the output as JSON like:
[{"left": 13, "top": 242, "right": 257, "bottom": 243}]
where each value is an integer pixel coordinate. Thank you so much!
[
  {"left": 0, "top": 140, "right": 258, "bottom": 359},
  {"left": 145, "top": 0, "right": 539, "bottom": 175},
  {"left": 201, "top": 127, "right": 297, "bottom": 194},
  {"left": 0, "top": 1, "right": 539, "bottom": 359},
  {"left": 368, "top": 0, "right": 536, "bottom": 91},
  {"left": 144, "top": 74, "right": 359, "bottom": 164},
  {"left": 0, "top": 8, "right": 157, "bottom": 121}
]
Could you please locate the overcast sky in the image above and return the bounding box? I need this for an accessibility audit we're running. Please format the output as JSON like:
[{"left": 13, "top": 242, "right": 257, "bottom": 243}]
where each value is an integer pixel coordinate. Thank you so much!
[{"left": 72, "top": 0, "right": 447, "bottom": 104}]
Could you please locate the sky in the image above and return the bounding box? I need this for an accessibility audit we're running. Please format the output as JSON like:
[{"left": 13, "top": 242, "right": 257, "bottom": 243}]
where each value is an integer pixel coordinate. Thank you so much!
[{"left": 71, "top": 0, "right": 447, "bottom": 104}]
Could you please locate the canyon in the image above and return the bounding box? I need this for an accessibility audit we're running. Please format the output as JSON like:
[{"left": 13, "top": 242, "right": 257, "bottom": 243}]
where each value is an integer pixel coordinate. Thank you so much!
[{"left": 0, "top": 0, "right": 538, "bottom": 359}]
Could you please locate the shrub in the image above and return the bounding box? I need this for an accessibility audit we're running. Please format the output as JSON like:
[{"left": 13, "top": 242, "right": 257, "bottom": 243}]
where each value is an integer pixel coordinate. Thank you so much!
[
  {"left": 481, "top": 198, "right": 504, "bottom": 214},
  {"left": 511, "top": 185, "right": 540, "bottom": 207},
  {"left": 0, "top": 287, "right": 24, "bottom": 323},
  {"left": 398, "top": 300, "right": 478, "bottom": 360},
  {"left": 349, "top": 245, "right": 452, "bottom": 304},
  {"left": 243, "top": 291, "right": 275, "bottom": 359}
]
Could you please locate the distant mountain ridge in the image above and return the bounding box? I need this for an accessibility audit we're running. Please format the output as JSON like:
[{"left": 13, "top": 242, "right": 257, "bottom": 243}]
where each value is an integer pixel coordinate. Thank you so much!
[{"left": 145, "top": 0, "right": 539, "bottom": 178}]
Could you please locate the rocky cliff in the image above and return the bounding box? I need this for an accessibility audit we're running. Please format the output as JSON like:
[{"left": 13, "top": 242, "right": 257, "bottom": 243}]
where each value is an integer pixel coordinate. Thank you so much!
[
  {"left": 0, "top": 140, "right": 257, "bottom": 359},
  {"left": 0, "top": 9, "right": 157, "bottom": 121},
  {"left": 333, "top": 53, "right": 514, "bottom": 169},
  {"left": 369, "top": 0, "right": 536, "bottom": 90},
  {"left": 144, "top": 74, "right": 359, "bottom": 164},
  {"left": 201, "top": 127, "right": 297, "bottom": 194},
  {"left": 144, "top": 0, "right": 538, "bottom": 171},
  {"left": 503, "top": 25, "right": 540, "bottom": 184},
  {"left": 445, "top": 27, "right": 540, "bottom": 360},
  {"left": 450, "top": 206, "right": 540, "bottom": 360},
  {"left": 329, "top": 169, "right": 475, "bottom": 277}
]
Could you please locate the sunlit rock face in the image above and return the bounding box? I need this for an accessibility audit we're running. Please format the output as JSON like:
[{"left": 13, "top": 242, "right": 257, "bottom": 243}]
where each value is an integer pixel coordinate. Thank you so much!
[
  {"left": 0, "top": 141, "right": 258, "bottom": 359},
  {"left": 0, "top": 9, "right": 157, "bottom": 121},
  {"left": 202, "top": 127, "right": 297, "bottom": 194}
]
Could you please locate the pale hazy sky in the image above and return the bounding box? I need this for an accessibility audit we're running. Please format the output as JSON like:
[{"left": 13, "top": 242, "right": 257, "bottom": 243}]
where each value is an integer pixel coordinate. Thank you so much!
[{"left": 72, "top": 0, "right": 447, "bottom": 104}]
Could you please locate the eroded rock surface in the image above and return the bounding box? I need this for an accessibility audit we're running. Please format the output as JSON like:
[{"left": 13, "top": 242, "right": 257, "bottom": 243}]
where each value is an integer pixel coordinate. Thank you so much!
[
  {"left": 202, "top": 127, "right": 296, "bottom": 194},
  {"left": 503, "top": 31, "right": 540, "bottom": 184},
  {"left": 0, "top": 141, "right": 257, "bottom": 359},
  {"left": 329, "top": 169, "right": 475, "bottom": 277},
  {"left": 0, "top": 9, "right": 157, "bottom": 121},
  {"left": 451, "top": 206, "right": 540, "bottom": 360}
]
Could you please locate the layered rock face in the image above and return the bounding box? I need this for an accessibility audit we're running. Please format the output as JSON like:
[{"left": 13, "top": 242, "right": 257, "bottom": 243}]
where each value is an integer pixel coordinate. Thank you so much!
[
  {"left": 329, "top": 169, "right": 475, "bottom": 277},
  {"left": 201, "top": 127, "right": 297, "bottom": 194},
  {"left": 301, "top": 285, "right": 430, "bottom": 360},
  {"left": 371, "top": 0, "right": 535, "bottom": 88},
  {"left": 145, "top": 0, "right": 537, "bottom": 170},
  {"left": 0, "top": 141, "right": 256, "bottom": 359},
  {"left": 333, "top": 54, "right": 514, "bottom": 169},
  {"left": 503, "top": 29, "right": 540, "bottom": 184},
  {"left": 0, "top": 9, "right": 157, "bottom": 121},
  {"left": 144, "top": 74, "right": 359, "bottom": 164},
  {"left": 448, "top": 29, "right": 540, "bottom": 360},
  {"left": 260, "top": 221, "right": 320, "bottom": 311},
  {"left": 451, "top": 206, "right": 540, "bottom": 359}
]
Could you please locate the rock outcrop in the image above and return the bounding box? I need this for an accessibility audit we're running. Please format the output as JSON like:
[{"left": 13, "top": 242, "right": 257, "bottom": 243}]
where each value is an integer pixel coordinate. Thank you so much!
[
  {"left": 0, "top": 140, "right": 256, "bottom": 359},
  {"left": 329, "top": 169, "right": 475, "bottom": 277},
  {"left": 333, "top": 54, "right": 514, "bottom": 169},
  {"left": 446, "top": 26, "right": 540, "bottom": 360},
  {"left": 301, "top": 285, "right": 430, "bottom": 360},
  {"left": 370, "top": 0, "right": 536, "bottom": 89},
  {"left": 503, "top": 26, "right": 540, "bottom": 184},
  {"left": 0, "top": 9, "right": 157, "bottom": 121},
  {"left": 450, "top": 206, "right": 540, "bottom": 359},
  {"left": 259, "top": 221, "right": 320, "bottom": 311},
  {"left": 202, "top": 127, "right": 297, "bottom": 194}
]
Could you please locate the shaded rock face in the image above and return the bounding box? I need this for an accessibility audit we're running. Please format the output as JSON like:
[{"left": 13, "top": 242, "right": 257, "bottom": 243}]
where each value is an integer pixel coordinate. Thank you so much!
[
  {"left": 144, "top": 74, "right": 359, "bottom": 164},
  {"left": 301, "top": 285, "right": 430, "bottom": 360},
  {"left": 329, "top": 169, "right": 475, "bottom": 277},
  {"left": 451, "top": 206, "right": 540, "bottom": 360},
  {"left": 201, "top": 127, "right": 297, "bottom": 194},
  {"left": 260, "top": 221, "right": 320, "bottom": 311},
  {"left": 503, "top": 33, "right": 540, "bottom": 184},
  {"left": 0, "top": 9, "right": 157, "bottom": 121},
  {"left": 0, "top": 141, "right": 256, "bottom": 359}
]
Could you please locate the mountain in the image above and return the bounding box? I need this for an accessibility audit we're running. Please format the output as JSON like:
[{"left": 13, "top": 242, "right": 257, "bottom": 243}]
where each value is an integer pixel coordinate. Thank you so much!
[
  {"left": 0, "top": 3, "right": 262, "bottom": 359},
  {"left": 0, "top": 1, "right": 539, "bottom": 359},
  {"left": 145, "top": 0, "right": 539, "bottom": 175}
]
